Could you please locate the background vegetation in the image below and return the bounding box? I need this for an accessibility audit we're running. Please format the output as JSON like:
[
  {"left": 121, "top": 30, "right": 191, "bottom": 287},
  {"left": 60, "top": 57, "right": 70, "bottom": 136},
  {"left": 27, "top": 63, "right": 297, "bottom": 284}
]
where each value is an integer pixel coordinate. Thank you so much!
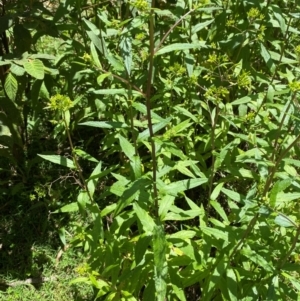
[{"left": 1, "top": 0, "right": 300, "bottom": 300}]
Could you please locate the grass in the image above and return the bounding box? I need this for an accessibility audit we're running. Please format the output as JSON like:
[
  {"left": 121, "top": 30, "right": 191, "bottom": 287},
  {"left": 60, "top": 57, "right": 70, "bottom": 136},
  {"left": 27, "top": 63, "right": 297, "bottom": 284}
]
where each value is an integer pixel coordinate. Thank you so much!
[
  {"left": 0, "top": 183, "right": 94, "bottom": 301},
  {"left": 0, "top": 247, "right": 94, "bottom": 301}
]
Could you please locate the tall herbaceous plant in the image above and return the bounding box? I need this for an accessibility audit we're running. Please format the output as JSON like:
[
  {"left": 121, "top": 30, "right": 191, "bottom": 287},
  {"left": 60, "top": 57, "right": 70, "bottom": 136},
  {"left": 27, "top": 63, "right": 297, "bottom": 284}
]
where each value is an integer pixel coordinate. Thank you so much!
[{"left": 1, "top": 0, "right": 300, "bottom": 300}]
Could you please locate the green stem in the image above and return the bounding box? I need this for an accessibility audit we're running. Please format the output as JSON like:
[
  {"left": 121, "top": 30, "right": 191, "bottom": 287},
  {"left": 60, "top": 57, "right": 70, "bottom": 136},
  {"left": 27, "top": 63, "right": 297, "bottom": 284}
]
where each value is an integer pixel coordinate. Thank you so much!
[
  {"left": 146, "top": 0, "right": 159, "bottom": 218},
  {"left": 270, "top": 93, "right": 295, "bottom": 162},
  {"left": 263, "top": 131, "right": 300, "bottom": 196},
  {"left": 62, "top": 111, "right": 94, "bottom": 203},
  {"left": 278, "top": 226, "right": 300, "bottom": 270},
  {"left": 229, "top": 213, "right": 259, "bottom": 260},
  {"left": 256, "top": 6, "right": 293, "bottom": 116}
]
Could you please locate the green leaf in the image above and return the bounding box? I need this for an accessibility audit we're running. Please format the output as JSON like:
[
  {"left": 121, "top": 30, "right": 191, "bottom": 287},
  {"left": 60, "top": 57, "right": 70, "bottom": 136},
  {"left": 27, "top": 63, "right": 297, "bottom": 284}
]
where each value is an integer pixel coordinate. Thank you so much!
[
  {"left": 86, "top": 30, "right": 107, "bottom": 55},
  {"left": 114, "top": 178, "right": 150, "bottom": 216},
  {"left": 226, "top": 269, "right": 237, "bottom": 301},
  {"left": 221, "top": 188, "right": 244, "bottom": 203},
  {"left": 153, "top": 224, "right": 168, "bottom": 301},
  {"left": 130, "top": 155, "right": 142, "bottom": 179},
  {"left": 133, "top": 203, "right": 155, "bottom": 233},
  {"left": 270, "top": 178, "right": 292, "bottom": 208},
  {"left": 119, "top": 135, "right": 135, "bottom": 160},
  {"left": 79, "top": 121, "right": 128, "bottom": 129},
  {"left": 53, "top": 202, "right": 79, "bottom": 213},
  {"left": 87, "top": 161, "right": 102, "bottom": 198},
  {"left": 159, "top": 195, "right": 174, "bottom": 220},
  {"left": 4, "top": 73, "right": 18, "bottom": 101},
  {"left": 73, "top": 148, "right": 99, "bottom": 163},
  {"left": 260, "top": 43, "right": 275, "bottom": 73},
  {"left": 210, "top": 182, "right": 224, "bottom": 200},
  {"left": 133, "top": 102, "right": 165, "bottom": 122},
  {"left": 159, "top": 178, "right": 208, "bottom": 196},
  {"left": 240, "top": 248, "right": 274, "bottom": 272},
  {"left": 138, "top": 118, "right": 172, "bottom": 141},
  {"left": 210, "top": 200, "right": 229, "bottom": 223},
  {"left": 23, "top": 59, "right": 44, "bottom": 79},
  {"left": 201, "top": 226, "right": 228, "bottom": 241},
  {"left": 155, "top": 42, "right": 206, "bottom": 56},
  {"left": 38, "top": 154, "right": 75, "bottom": 169},
  {"left": 163, "top": 209, "right": 201, "bottom": 221},
  {"left": 58, "top": 227, "right": 66, "bottom": 245},
  {"left": 120, "top": 36, "right": 132, "bottom": 75},
  {"left": 90, "top": 42, "right": 102, "bottom": 68},
  {"left": 191, "top": 19, "right": 214, "bottom": 34},
  {"left": 274, "top": 214, "right": 297, "bottom": 228}
]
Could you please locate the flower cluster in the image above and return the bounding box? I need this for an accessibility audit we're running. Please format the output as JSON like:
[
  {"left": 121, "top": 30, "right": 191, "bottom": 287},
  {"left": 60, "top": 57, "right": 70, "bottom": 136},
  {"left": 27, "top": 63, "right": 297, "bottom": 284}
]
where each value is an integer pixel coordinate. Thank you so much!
[
  {"left": 289, "top": 81, "right": 300, "bottom": 92},
  {"left": 47, "top": 94, "right": 73, "bottom": 111},
  {"left": 247, "top": 7, "right": 264, "bottom": 21},
  {"left": 205, "top": 85, "right": 229, "bottom": 103}
]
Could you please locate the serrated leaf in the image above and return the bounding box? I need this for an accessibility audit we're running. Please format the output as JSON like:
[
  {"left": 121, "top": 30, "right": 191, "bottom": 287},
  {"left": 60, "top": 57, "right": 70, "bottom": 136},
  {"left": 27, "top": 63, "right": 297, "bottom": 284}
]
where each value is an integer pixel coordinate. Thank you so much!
[
  {"left": 38, "top": 154, "right": 75, "bottom": 169},
  {"left": 10, "top": 63, "right": 25, "bottom": 76},
  {"left": 4, "top": 73, "right": 18, "bottom": 101},
  {"left": 155, "top": 42, "right": 206, "bottom": 56},
  {"left": 23, "top": 59, "right": 44, "bottom": 79}
]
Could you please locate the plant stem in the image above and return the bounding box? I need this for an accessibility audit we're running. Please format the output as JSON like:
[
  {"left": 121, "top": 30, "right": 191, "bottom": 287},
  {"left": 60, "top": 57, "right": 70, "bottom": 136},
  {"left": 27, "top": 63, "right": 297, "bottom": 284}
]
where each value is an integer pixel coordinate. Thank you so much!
[
  {"left": 229, "top": 213, "right": 259, "bottom": 260},
  {"left": 264, "top": 131, "right": 300, "bottom": 196},
  {"left": 62, "top": 111, "right": 94, "bottom": 203},
  {"left": 146, "top": 0, "right": 158, "bottom": 217},
  {"left": 154, "top": 8, "right": 195, "bottom": 55},
  {"left": 271, "top": 93, "right": 295, "bottom": 162},
  {"left": 278, "top": 226, "right": 300, "bottom": 270}
]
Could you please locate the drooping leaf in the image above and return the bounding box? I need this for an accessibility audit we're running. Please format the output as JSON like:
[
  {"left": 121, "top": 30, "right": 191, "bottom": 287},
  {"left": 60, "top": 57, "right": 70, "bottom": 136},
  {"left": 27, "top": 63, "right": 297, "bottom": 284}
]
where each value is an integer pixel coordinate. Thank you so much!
[
  {"left": 274, "top": 214, "right": 297, "bottom": 228},
  {"left": 133, "top": 202, "right": 155, "bottom": 233},
  {"left": 23, "top": 59, "right": 44, "bottom": 79},
  {"left": 79, "top": 121, "right": 128, "bottom": 129},
  {"left": 38, "top": 154, "right": 76, "bottom": 169},
  {"left": 120, "top": 35, "right": 132, "bottom": 75},
  {"left": 4, "top": 73, "right": 18, "bottom": 101},
  {"left": 155, "top": 42, "right": 207, "bottom": 56},
  {"left": 119, "top": 134, "right": 135, "bottom": 160}
]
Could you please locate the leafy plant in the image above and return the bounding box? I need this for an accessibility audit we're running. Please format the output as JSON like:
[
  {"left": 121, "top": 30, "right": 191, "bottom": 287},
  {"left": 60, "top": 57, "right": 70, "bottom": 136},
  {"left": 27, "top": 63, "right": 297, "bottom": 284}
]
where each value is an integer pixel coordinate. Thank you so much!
[{"left": 2, "top": 0, "right": 300, "bottom": 300}]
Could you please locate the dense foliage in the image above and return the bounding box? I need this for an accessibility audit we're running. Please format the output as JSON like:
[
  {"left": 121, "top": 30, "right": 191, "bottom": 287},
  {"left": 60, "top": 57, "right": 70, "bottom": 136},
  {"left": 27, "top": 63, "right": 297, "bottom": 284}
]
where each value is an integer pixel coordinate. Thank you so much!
[{"left": 1, "top": 0, "right": 300, "bottom": 300}]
